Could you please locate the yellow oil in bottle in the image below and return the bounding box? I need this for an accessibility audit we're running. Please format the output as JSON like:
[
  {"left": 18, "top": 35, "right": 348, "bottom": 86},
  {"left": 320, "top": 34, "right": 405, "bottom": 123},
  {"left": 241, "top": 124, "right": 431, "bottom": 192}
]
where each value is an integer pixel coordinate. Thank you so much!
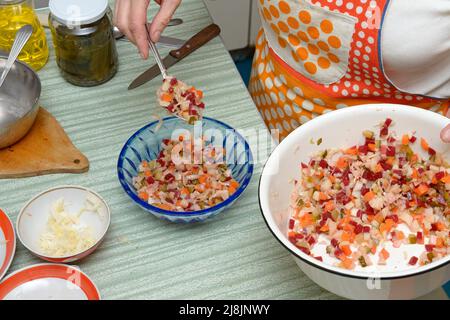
[{"left": 0, "top": 1, "right": 49, "bottom": 71}]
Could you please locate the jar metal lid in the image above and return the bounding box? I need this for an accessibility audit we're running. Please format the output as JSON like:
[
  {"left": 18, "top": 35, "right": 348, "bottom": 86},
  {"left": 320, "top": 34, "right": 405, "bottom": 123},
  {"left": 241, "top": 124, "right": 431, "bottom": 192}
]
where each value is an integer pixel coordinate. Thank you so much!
[{"left": 49, "top": 0, "right": 108, "bottom": 27}]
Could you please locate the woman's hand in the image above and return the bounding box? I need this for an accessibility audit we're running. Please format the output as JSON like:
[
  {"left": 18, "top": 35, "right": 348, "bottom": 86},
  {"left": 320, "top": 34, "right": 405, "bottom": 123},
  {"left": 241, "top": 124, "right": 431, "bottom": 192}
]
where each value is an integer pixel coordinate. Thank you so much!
[
  {"left": 114, "top": 0, "right": 181, "bottom": 59},
  {"left": 440, "top": 109, "right": 450, "bottom": 143}
]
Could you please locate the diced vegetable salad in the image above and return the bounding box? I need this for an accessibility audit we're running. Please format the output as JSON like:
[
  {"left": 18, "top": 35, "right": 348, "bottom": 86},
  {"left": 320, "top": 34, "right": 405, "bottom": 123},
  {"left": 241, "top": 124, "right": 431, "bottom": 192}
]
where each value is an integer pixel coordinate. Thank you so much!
[
  {"left": 133, "top": 136, "right": 240, "bottom": 212},
  {"left": 288, "top": 118, "right": 449, "bottom": 270},
  {"left": 157, "top": 76, "right": 204, "bottom": 124}
]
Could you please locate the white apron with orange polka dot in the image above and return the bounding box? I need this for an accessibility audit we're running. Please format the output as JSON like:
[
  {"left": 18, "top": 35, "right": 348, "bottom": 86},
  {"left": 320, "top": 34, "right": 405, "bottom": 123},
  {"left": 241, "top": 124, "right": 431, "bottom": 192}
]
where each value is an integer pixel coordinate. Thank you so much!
[{"left": 250, "top": 0, "right": 448, "bottom": 139}]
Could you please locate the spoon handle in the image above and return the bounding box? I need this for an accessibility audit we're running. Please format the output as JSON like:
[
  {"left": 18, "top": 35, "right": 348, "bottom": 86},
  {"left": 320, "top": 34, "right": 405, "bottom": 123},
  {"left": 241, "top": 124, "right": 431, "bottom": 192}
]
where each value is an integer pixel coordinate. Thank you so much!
[
  {"left": 146, "top": 29, "right": 168, "bottom": 80},
  {"left": 0, "top": 25, "right": 33, "bottom": 88}
]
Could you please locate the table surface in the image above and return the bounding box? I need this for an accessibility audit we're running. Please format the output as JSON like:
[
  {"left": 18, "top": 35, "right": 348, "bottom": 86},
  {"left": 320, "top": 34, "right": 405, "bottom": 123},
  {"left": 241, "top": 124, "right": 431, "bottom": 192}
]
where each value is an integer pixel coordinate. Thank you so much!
[{"left": 1, "top": 0, "right": 447, "bottom": 300}]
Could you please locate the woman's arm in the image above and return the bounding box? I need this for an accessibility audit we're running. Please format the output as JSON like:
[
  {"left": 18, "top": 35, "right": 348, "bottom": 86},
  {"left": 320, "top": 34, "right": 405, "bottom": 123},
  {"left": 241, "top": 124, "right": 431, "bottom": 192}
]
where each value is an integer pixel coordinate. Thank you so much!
[{"left": 114, "top": 0, "right": 181, "bottom": 59}]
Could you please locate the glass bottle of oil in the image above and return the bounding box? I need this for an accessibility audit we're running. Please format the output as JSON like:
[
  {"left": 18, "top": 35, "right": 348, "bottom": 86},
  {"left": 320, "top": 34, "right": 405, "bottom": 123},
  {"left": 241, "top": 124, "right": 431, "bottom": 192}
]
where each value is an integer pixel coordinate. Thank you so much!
[{"left": 0, "top": 0, "right": 49, "bottom": 71}]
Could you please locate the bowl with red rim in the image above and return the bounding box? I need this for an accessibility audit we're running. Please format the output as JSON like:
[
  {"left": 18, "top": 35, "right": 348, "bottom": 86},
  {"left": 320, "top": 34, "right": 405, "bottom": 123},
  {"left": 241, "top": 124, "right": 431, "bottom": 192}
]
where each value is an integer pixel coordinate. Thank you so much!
[
  {"left": 0, "top": 209, "right": 15, "bottom": 281},
  {"left": 259, "top": 104, "right": 450, "bottom": 300},
  {"left": 16, "top": 186, "right": 111, "bottom": 263},
  {"left": 0, "top": 264, "right": 100, "bottom": 300}
]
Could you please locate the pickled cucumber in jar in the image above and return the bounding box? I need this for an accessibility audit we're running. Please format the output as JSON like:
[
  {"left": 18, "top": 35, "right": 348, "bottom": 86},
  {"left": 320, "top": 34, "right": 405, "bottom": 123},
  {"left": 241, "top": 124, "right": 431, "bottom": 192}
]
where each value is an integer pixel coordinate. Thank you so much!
[
  {"left": 0, "top": 0, "right": 49, "bottom": 71},
  {"left": 48, "top": 0, "right": 118, "bottom": 87}
]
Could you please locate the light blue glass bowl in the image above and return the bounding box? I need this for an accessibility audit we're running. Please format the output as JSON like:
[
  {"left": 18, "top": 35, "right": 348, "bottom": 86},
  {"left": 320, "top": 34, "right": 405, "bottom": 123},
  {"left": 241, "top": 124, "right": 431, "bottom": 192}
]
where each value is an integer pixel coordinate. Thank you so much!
[{"left": 117, "top": 117, "right": 254, "bottom": 223}]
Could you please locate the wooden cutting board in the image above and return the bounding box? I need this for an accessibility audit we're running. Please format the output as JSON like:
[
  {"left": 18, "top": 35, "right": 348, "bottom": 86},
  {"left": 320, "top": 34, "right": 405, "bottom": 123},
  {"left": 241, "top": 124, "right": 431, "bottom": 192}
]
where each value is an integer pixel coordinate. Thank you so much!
[{"left": 0, "top": 107, "right": 89, "bottom": 179}]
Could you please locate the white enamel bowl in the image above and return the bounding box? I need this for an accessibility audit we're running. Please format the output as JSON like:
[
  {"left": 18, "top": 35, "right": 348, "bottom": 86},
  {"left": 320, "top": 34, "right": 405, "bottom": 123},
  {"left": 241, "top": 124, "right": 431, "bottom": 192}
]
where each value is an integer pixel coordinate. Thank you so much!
[
  {"left": 0, "top": 264, "right": 100, "bottom": 300},
  {"left": 259, "top": 104, "right": 450, "bottom": 300},
  {"left": 17, "top": 186, "right": 111, "bottom": 263}
]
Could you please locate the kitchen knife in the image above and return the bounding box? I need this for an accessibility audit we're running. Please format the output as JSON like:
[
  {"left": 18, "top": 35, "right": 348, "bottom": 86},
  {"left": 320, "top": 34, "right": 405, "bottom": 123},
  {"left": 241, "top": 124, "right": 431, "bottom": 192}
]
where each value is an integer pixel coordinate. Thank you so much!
[{"left": 128, "top": 23, "right": 221, "bottom": 90}]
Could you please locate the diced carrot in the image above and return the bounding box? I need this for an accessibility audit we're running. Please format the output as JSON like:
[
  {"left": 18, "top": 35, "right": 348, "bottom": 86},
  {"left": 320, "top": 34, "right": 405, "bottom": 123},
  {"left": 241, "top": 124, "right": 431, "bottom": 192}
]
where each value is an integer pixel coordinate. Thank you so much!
[
  {"left": 414, "top": 184, "right": 429, "bottom": 196},
  {"left": 336, "top": 157, "right": 348, "bottom": 169},
  {"left": 371, "top": 245, "right": 377, "bottom": 254},
  {"left": 410, "top": 154, "right": 418, "bottom": 163},
  {"left": 319, "top": 192, "right": 328, "bottom": 201},
  {"left": 441, "top": 175, "right": 450, "bottom": 184},
  {"left": 320, "top": 224, "right": 329, "bottom": 232},
  {"left": 181, "top": 187, "right": 190, "bottom": 196},
  {"left": 324, "top": 200, "right": 335, "bottom": 212},
  {"left": 228, "top": 186, "right": 237, "bottom": 194},
  {"left": 342, "top": 258, "right": 354, "bottom": 269},
  {"left": 401, "top": 134, "right": 410, "bottom": 145},
  {"left": 144, "top": 170, "right": 152, "bottom": 177},
  {"left": 385, "top": 157, "right": 395, "bottom": 166},
  {"left": 375, "top": 163, "right": 383, "bottom": 173},
  {"left": 434, "top": 222, "right": 445, "bottom": 231},
  {"left": 380, "top": 248, "right": 390, "bottom": 260},
  {"left": 138, "top": 192, "right": 149, "bottom": 201},
  {"left": 436, "top": 237, "right": 444, "bottom": 248},
  {"left": 411, "top": 169, "right": 419, "bottom": 179},
  {"left": 341, "top": 245, "right": 352, "bottom": 256},
  {"left": 345, "top": 146, "right": 358, "bottom": 155},
  {"left": 341, "top": 231, "right": 353, "bottom": 242},
  {"left": 368, "top": 143, "right": 377, "bottom": 152},
  {"left": 161, "top": 93, "right": 172, "bottom": 102},
  {"left": 196, "top": 90, "right": 203, "bottom": 99},
  {"left": 155, "top": 203, "right": 173, "bottom": 210},
  {"left": 396, "top": 230, "right": 405, "bottom": 240},
  {"left": 229, "top": 179, "right": 240, "bottom": 189},
  {"left": 363, "top": 191, "right": 375, "bottom": 202},
  {"left": 300, "top": 214, "right": 314, "bottom": 227},
  {"left": 198, "top": 174, "right": 209, "bottom": 184},
  {"left": 420, "top": 138, "right": 429, "bottom": 151},
  {"left": 142, "top": 161, "right": 148, "bottom": 167}
]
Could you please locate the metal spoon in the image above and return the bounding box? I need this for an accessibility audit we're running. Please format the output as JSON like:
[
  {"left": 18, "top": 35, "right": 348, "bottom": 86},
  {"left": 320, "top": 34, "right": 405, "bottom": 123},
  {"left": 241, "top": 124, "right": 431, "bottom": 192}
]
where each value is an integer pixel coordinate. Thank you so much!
[{"left": 0, "top": 25, "right": 33, "bottom": 89}]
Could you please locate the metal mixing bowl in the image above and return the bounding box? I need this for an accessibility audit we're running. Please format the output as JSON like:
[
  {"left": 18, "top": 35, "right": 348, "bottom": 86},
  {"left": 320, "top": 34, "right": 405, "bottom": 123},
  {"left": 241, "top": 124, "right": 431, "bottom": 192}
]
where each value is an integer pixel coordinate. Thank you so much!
[{"left": 0, "top": 55, "right": 41, "bottom": 149}]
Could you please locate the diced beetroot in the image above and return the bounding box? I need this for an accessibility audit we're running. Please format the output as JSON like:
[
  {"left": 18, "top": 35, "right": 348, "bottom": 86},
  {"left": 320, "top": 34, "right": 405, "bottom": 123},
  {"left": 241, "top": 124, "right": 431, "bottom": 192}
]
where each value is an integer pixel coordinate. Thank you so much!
[
  {"left": 189, "top": 109, "right": 198, "bottom": 116},
  {"left": 295, "top": 233, "right": 304, "bottom": 240},
  {"left": 342, "top": 171, "right": 350, "bottom": 186},
  {"left": 168, "top": 87, "right": 174, "bottom": 94},
  {"left": 157, "top": 159, "right": 166, "bottom": 167},
  {"left": 387, "top": 136, "right": 396, "bottom": 143},
  {"left": 298, "top": 246, "right": 310, "bottom": 255},
  {"left": 425, "top": 245, "right": 435, "bottom": 252},
  {"left": 356, "top": 210, "right": 364, "bottom": 219},
  {"left": 331, "top": 238, "right": 339, "bottom": 247},
  {"left": 380, "top": 126, "right": 388, "bottom": 137},
  {"left": 409, "top": 136, "right": 417, "bottom": 143},
  {"left": 309, "top": 160, "right": 316, "bottom": 167},
  {"left": 363, "top": 226, "right": 371, "bottom": 233},
  {"left": 336, "top": 191, "right": 350, "bottom": 204},
  {"left": 386, "top": 146, "right": 396, "bottom": 157},
  {"left": 289, "top": 219, "right": 295, "bottom": 229},
  {"left": 428, "top": 147, "right": 436, "bottom": 156},
  {"left": 146, "top": 176, "right": 155, "bottom": 184},
  {"left": 349, "top": 220, "right": 358, "bottom": 227},
  {"left": 360, "top": 186, "right": 369, "bottom": 196},
  {"left": 435, "top": 172, "right": 445, "bottom": 181},
  {"left": 308, "top": 237, "right": 316, "bottom": 245},
  {"left": 431, "top": 223, "right": 439, "bottom": 231},
  {"left": 408, "top": 256, "right": 418, "bottom": 266},
  {"left": 314, "top": 256, "right": 323, "bottom": 262},
  {"left": 358, "top": 145, "right": 369, "bottom": 155},
  {"left": 416, "top": 232, "right": 424, "bottom": 244},
  {"left": 365, "top": 205, "right": 375, "bottom": 216},
  {"left": 319, "top": 159, "right": 329, "bottom": 169},
  {"left": 354, "top": 224, "right": 363, "bottom": 234},
  {"left": 170, "top": 78, "right": 178, "bottom": 86},
  {"left": 301, "top": 162, "right": 308, "bottom": 169},
  {"left": 379, "top": 161, "right": 392, "bottom": 171},
  {"left": 164, "top": 173, "right": 175, "bottom": 182},
  {"left": 384, "top": 118, "right": 393, "bottom": 127},
  {"left": 197, "top": 102, "right": 205, "bottom": 109}
]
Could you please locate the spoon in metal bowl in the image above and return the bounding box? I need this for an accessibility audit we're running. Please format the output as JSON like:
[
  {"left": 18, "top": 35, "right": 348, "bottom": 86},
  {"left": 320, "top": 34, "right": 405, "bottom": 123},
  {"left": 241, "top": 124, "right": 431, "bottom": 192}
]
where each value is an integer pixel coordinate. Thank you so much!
[{"left": 0, "top": 25, "right": 33, "bottom": 89}]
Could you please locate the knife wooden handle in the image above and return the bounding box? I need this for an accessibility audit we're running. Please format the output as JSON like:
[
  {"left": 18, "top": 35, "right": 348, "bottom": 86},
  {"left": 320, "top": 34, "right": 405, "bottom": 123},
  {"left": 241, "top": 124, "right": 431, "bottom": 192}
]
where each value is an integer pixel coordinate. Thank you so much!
[{"left": 169, "top": 23, "right": 221, "bottom": 60}]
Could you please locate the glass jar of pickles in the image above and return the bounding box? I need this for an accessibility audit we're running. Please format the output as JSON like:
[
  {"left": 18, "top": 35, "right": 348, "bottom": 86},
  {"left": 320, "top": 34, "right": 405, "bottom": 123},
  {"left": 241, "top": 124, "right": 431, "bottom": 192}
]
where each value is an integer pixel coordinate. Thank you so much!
[
  {"left": 48, "top": 0, "right": 118, "bottom": 87},
  {"left": 0, "top": 0, "right": 49, "bottom": 71}
]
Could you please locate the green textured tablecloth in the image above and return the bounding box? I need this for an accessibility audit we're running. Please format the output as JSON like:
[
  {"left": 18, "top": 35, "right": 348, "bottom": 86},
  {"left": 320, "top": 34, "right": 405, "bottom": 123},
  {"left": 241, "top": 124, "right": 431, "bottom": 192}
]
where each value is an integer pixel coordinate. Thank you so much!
[{"left": 0, "top": 0, "right": 338, "bottom": 299}]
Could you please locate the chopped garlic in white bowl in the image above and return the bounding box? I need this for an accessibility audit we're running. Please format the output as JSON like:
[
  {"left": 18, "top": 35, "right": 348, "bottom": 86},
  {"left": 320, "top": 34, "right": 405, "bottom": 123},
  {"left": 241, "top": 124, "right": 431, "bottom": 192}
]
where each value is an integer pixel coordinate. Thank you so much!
[{"left": 17, "top": 186, "right": 111, "bottom": 263}]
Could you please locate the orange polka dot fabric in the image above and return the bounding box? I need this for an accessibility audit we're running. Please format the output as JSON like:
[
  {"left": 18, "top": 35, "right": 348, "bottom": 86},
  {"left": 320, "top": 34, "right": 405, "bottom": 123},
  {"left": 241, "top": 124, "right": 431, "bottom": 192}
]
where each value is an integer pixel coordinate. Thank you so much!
[{"left": 249, "top": 0, "right": 448, "bottom": 140}]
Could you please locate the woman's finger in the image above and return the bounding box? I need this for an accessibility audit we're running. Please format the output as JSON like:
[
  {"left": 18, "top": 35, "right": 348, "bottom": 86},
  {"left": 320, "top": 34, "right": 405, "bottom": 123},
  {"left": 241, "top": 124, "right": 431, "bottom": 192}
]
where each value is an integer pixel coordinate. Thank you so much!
[
  {"left": 441, "top": 108, "right": 450, "bottom": 143},
  {"left": 115, "top": 0, "right": 132, "bottom": 41},
  {"left": 149, "top": 0, "right": 181, "bottom": 42},
  {"left": 129, "top": 0, "right": 151, "bottom": 59}
]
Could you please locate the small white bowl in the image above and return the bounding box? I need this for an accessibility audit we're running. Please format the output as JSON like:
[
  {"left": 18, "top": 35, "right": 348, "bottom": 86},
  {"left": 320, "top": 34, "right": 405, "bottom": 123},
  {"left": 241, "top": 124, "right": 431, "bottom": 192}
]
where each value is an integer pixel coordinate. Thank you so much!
[
  {"left": 259, "top": 104, "right": 450, "bottom": 300},
  {"left": 17, "top": 186, "right": 111, "bottom": 263}
]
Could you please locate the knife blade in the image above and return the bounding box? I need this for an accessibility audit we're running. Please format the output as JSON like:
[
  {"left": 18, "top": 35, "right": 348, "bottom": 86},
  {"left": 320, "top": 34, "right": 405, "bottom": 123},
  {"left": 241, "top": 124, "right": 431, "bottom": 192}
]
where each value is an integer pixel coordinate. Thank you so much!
[
  {"left": 128, "top": 23, "right": 221, "bottom": 90},
  {"left": 118, "top": 35, "right": 186, "bottom": 49}
]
